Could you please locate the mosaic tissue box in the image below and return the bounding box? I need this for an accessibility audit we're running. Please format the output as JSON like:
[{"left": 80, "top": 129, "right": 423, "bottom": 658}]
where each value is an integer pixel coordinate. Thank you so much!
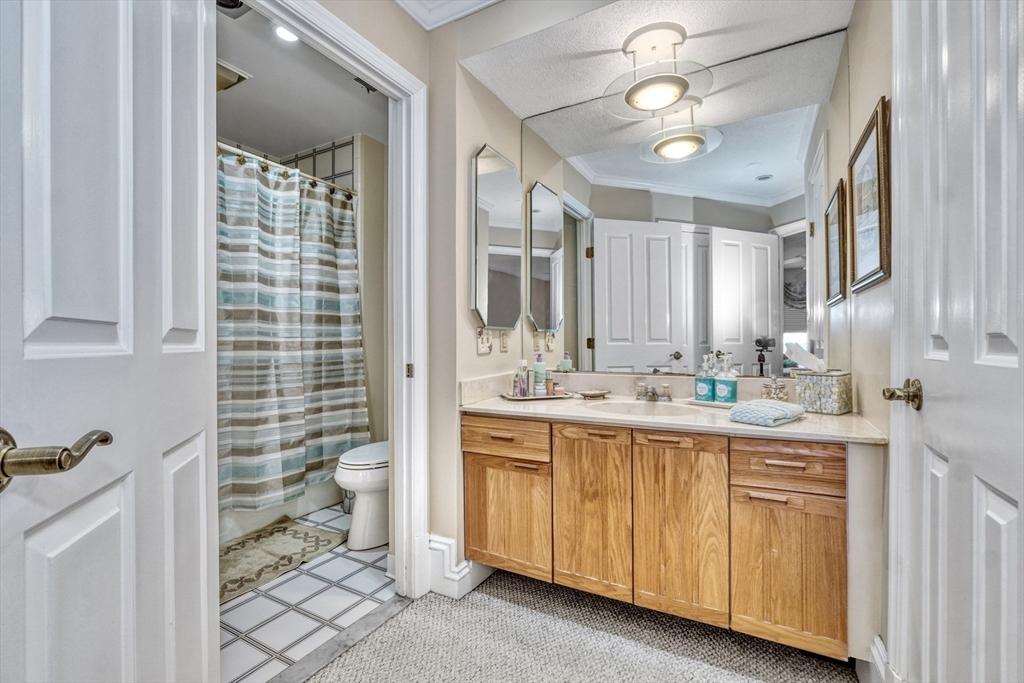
[{"left": 793, "top": 370, "right": 852, "bottom": 415}]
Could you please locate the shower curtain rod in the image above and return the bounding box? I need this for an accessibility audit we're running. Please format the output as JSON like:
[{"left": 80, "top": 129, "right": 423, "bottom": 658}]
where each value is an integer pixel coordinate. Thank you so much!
[{"left": 216, "top": 141, "right": 357, "bottom": 198}]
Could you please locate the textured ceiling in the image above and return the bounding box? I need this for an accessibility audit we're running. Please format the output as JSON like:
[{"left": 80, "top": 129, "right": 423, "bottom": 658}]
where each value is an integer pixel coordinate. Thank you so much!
[
  {"left": 216, "top": 10, "right": 388, "bottom": 157},
  {"left": 461, "top": 0, "right": 854, "bottom": 119},
  {"left": 568, "top": 105, "right": 818, "bottom": 207},
  {"left": 524, "top": 32, "right": 843, "bottom": 159}
]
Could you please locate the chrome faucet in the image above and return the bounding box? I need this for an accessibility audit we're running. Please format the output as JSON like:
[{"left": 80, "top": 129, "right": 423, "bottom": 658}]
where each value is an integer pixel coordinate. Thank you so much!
[{"left": 635, "top": 382, "right": 663, "bottom": 401}]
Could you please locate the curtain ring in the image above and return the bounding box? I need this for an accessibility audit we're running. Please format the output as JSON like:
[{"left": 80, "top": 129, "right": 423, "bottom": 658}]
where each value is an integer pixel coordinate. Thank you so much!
[
  {"left": 310, "top": 179, "right": 317, "bottom": 189},
  {"left": 260, "top": 161, "right": 269, "bottom": 173},
  {"left": 237, "top": 154, "right": 247, "bottom": 166},
  {"left": 282, "top": 169, "right": 290, "bottom": 179}
]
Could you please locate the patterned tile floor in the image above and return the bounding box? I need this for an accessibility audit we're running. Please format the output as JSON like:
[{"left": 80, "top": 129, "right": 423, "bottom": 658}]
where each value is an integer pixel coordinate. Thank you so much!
[{"left": 220, "top": 503, "right": 392, "bottom": 683}]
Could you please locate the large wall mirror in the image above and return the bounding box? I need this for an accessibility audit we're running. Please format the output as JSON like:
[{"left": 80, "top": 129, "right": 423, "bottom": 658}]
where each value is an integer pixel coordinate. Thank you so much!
[
  {"left": 527, "top": 182, "right": 564, "bottom": 332},
  {"left": 465, "top": 13, "right": 847, "bottom": 376},
  {"left": 471, "top": 144, "right": 522, "bottom": 329}
]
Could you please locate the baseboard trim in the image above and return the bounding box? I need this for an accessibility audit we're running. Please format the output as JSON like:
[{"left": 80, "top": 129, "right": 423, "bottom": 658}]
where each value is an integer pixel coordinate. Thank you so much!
[
  {"left": 428, "top": 534, "right": 493, "bottom": 599},
  {"left": 861, "top": 635, "right": 904, "bottom": 683}
]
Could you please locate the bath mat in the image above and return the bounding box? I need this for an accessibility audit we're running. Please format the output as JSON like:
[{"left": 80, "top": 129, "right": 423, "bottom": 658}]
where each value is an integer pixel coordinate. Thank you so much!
[{"left": 219, "top": 517, "right": 346, "bottom": 604}]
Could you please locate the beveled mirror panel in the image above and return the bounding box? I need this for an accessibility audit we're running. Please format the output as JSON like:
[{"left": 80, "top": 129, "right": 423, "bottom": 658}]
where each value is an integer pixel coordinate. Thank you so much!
[
  {"left": 472, "top": 144, "right": 522, "bottom": 329},
  {"left": 528, "top": 182, "right": 564, "bottom": 332}
]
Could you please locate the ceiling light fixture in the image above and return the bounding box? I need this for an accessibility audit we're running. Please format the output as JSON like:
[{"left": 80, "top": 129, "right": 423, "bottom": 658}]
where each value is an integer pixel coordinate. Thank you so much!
[
  {"left": 602, "top": 22, "right": 713, "bottom": 121},
  {"left": 624, "top": 73, "right": 689, "bottom": 112},
  {"left": 641, "top": 108, "right": 723, "bottom": 164},
  {"left": 275, "top": 26, "right": 298, "bottom": 42}
]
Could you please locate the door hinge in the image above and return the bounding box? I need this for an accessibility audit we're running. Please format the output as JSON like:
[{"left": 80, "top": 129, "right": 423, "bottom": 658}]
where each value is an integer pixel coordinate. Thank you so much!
[
  {"left": 405, "top": 363, "right": 414, "bottom": 378},
  {"left": 585, "top": 246, "right": 594, "bottom": 259},
  {"left": 586, "top": 337, "right": 595, "bottom": 349},
  {"left": 808, "top": 221, "right": 815, "bottom": 238}
]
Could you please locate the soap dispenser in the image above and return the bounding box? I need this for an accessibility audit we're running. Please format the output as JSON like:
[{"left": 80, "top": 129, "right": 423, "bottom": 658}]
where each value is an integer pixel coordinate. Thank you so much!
[
  {"left": 714, "top": 353, "right": 738, "bottom": 404},
  {"left": 695, "top": 355, "right": 715, "bottom": 403}
]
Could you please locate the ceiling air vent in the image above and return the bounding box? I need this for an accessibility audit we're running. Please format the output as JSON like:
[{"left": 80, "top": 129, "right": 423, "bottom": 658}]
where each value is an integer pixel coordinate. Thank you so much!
[{"left": 217, "top": 59, "right": 251, "bottom": 93}]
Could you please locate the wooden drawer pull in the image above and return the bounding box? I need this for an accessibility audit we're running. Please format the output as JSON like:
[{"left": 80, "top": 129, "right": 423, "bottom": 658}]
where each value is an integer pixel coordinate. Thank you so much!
[
  {"left": 508, "top": 461, "right": 540, "bottom": 471},
  {"left": 488, "top": 432, "right": 517, "bottom": 441},
  {"left": 764, "top": 459, "right": 808, "bottom": 470},
  {"left": 646, "top": 435, "right": 683, "bottom": 444},
  {"left": 743, "top": 490, "right": 806, "bottom": 509},
  {"left": 586, "top": 429, "right": 619, "bottom": 438}
]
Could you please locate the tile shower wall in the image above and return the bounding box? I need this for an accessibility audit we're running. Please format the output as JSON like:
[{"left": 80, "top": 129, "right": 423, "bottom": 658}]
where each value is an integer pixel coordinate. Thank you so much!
[
  {"left": 280, "top": 137, "right": 355, "bottom": 191},
  {"left": 219, "top": 503, "right": 392, "bottom": 683}
]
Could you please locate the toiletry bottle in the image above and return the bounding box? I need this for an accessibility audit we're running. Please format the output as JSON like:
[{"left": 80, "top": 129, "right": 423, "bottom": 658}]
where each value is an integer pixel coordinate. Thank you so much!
[
  {"left": 533, "top": 353, "right": 547, "bottom": 397},
  {"left": 695, "top": 355, "right": 715, "bottom": 403},
  {"left": 516, "top": 360, "right": 529, "bottom": 397},
  {"left": 559, "top": 352, "right": 572, "bottom": 372},
  {"left": 715, "top": 353, "right": 738, "bottom": 404},
  {"left": 545, "top": 370, "right": 554, "bottom": 397}
]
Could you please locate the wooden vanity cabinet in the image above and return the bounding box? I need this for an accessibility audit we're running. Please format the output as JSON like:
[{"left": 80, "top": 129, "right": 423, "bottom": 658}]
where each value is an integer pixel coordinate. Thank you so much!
[
  {"left": 552, "top": 423, "right": 633, "bottom": 602},
  {"left": 729, "top": 438, "right": 848, "bottom": 660},
  {"left": 633, "top": 430, "right": 730, "bottom": 627},
  {"left": 462, "top": 417, "right": 553, "bottom": 582}
]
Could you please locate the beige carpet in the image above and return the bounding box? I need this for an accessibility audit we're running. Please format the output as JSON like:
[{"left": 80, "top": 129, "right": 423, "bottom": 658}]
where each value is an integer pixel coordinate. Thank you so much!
[
  {"left": 307, "top": 571, "right": 857, "bottom": 683},
  {"left": 219, "top": 518, "right": 345, "bottom": 603}
]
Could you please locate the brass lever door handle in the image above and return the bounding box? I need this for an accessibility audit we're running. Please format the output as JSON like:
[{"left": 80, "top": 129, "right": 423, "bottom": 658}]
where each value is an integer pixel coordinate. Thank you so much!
[
  {"left": 882, "top": 378, "right": 923, "bottom": 410},
  {"left": 0, "top": 428, "right": 113, "bottom": 493}
]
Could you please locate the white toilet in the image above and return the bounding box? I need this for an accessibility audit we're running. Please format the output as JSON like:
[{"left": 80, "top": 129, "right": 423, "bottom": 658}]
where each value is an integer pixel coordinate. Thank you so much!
[{"left": 334, "top": 441, "right": 389, "bottom": 550}]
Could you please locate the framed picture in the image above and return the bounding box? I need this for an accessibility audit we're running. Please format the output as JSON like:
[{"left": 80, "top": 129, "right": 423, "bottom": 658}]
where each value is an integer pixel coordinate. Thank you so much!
[
  {"left": 825, "top": 179, "right": 847, "bottom": 307},
  {"left": 848, "top": 96, "right": 891, "bottom": 292}
]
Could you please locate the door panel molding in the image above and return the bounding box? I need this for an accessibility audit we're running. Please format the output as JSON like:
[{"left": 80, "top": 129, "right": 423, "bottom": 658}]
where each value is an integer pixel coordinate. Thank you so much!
[{"left": 21, "top": 0, "right": 134, "bottom": 358}]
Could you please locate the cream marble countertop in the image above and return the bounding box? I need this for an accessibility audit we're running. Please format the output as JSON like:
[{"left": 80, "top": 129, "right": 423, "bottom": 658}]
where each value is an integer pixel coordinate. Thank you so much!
[{"left": 460, "top": 395, "right": 888, "bottom": 446}]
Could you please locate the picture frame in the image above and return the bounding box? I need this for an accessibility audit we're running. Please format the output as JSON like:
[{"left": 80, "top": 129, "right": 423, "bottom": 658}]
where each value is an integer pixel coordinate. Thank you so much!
[
  {"left": 848, "top": 96, "right": 891, "bottom": 293},
  {"left": 825, "top": 178, "right": 847, "bottom": 307}
]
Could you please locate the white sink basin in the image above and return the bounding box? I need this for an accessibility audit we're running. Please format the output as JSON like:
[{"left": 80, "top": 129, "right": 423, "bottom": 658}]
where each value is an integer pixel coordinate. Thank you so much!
[{"left": 585, "top": 401, "right": 697, "bottom": 417}]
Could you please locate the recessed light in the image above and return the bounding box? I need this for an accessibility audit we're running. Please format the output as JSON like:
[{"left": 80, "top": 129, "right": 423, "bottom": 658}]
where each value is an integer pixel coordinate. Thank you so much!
[
  {"left": 755, "top": 174, "right": 774, "bottom": 181},
  {"left": 275, "top": 26, "right": 298, "bottom": 42},
  {"left": 624, "top": 73, "right": 689, "bottom": 112}
]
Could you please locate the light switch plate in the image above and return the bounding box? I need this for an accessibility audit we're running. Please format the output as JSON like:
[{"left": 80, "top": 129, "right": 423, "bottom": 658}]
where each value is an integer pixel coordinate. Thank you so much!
[
  {"left": 476, "top": 328, "right": 493, "bottom": 355},
  {"left": 533, "top": 331, "right": 542, "bottom": 352},
  {"left": 545, "top": 332, "right": 555, "bottom": 352},
  {"left": 499, "top": 330, "right": 509, "bottom": 353}
]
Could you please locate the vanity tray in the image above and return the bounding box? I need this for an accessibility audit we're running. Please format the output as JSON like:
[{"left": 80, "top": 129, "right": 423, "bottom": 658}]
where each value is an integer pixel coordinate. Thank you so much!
[
  {"left": 685, "top": 398, "right": 733, "bottom": 409},
  {"left": 500, "top": 393, "right": 577, "bottom": 402}
]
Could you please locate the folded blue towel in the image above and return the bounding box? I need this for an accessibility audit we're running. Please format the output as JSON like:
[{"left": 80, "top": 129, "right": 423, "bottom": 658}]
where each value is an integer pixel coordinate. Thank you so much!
[{"left": 729, "top": 399, "right": 806, "bottom": 427}]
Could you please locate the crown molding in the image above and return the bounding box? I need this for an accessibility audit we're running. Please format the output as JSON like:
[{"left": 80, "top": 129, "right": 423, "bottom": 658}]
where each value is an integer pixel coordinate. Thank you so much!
[
  {"left": 395, "top": 0, "right": 501, "bottom": 31},
  {"left": 567, "top": 156, "right": 803, "bottom": 208}
]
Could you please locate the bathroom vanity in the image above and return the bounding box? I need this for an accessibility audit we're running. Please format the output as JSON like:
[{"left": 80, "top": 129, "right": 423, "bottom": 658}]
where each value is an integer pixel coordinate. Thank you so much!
[{"left": 459, "top": 398, "right": 886, "bottom": 661}]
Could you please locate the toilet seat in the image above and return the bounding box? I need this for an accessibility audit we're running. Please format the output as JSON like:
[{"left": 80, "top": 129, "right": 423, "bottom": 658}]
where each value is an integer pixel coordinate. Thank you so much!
[{"left": 337, "top": 441, "right": 388, "bottom": 470}]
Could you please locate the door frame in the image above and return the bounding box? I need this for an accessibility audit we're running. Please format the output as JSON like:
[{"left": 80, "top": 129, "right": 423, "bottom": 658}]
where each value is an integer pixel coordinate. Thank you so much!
[
  {"left": 246, "top": 0, "right": 431, "bottom": 598},
  {"left": 563, "top": 191, "right": 593, "bottom": 370}
]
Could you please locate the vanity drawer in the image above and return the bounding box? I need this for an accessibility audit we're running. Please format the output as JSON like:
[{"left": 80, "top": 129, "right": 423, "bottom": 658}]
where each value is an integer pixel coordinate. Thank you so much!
[
  {"left": 729, "top": 438, "right": 846, "bottom": 498},
  {"left": 553, "top": 422, "right": 631, "bottom": 445},
  {"left": 461, "top": 415, "right": 551, "bottom": 462}
]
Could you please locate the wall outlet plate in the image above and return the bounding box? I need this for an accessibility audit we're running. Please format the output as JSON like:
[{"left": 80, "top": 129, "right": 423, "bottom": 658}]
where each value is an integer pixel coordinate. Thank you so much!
[
  {"left": 476, "top": 328, "right": 493, "bottom": 355},
  {"left": 533, "top": 332, "right": 542, "bottom": 352},
  {"left": 499, "top": 330, "right": 509, "bottom": 353},
  {"left": 545, "top": 332, "right": 555, "bottom": 352}
]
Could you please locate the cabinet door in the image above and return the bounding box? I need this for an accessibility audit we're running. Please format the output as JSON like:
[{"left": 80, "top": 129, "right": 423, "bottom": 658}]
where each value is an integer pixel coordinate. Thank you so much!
[
  {"left": 552, "top": 423, "right": 632, "bottom": 601},
  {"left": 730, "top": 486, "right": 848, "bottom": 660},
  {"left": 633, "top": 431, "right": 729, "bottom": 626},
  {"left": 464, "top": 453, "right": 552, "bottom": 582}
]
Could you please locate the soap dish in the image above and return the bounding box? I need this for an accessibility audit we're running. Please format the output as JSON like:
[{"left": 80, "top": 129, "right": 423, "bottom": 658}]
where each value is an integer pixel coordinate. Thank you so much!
[{"left": 577, "top": 390, "right": 610, "bottom": 400}]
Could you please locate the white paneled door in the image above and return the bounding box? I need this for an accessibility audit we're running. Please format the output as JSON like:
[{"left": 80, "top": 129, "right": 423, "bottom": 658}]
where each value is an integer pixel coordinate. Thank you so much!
[
  {"left": 710, "top": 226, "right": 782, "bottom": 375},
  {"left": 592, "top": 219, "right": 686, "bottom": 374},
  {"left": 0, "top": 1, "right": 217, "bottom": 682},
  {"left": 890, "top": 1, "right": 1022, "bottom": 682}
]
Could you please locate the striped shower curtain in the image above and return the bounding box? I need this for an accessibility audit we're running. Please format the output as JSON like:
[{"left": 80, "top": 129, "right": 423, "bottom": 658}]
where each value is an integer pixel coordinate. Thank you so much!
[{"left": 217, "top": 153, "right": 370, "bottom": 511}]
